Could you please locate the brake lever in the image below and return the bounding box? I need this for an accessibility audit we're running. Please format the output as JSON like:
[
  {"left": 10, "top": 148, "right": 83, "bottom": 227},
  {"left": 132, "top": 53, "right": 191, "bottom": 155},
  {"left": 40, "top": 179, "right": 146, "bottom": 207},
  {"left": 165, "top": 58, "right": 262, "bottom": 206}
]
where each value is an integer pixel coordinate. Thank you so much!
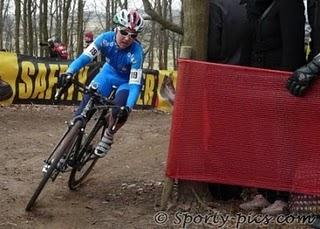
[
  {"left": 54, "top": 75, "right": 75, "bottom": 101},
  {"left": 54, "top": 87, "right": 64, "bottom": 101}
]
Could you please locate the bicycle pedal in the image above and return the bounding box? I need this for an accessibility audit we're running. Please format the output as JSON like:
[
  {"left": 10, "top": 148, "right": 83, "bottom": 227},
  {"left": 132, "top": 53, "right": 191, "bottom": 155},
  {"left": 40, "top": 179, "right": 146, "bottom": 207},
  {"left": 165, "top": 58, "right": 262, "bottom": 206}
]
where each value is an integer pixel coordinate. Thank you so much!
[
  {"left": 42, "top": 159, "right": 52, "bottom": 174},
  {"left": 56, "top": 158, "right": 67, "bottom": 171},
  {"left": 42, "top": 164, "right": 50, "bottom": 174}
]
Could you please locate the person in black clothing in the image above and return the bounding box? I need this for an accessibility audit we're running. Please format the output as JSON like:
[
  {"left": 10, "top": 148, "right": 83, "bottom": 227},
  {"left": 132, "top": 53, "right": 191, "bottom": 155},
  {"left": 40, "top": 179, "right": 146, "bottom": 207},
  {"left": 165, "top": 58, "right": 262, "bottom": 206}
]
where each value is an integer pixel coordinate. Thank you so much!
[
  {"left": 207, "top": 0, "right": 248, "bottom": 64},
  {"left": 286, "top": 52, "right": 320, "bottom": 229},
  {"left": 240, "top": 0, "right": 306, "bottom": 71},
  {"left": 207, "top": 0, "right": 249, "bottom": 201},
  {"left": 239, "top": 0, "right": 307, "bottom": 215}
]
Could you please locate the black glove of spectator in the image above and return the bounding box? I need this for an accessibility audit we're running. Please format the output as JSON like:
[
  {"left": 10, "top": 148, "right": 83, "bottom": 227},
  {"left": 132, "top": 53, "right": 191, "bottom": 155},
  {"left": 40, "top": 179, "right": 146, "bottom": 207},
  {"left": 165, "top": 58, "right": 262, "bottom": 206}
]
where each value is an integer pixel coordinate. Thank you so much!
[
  {"left": 117, "top": 106, "right": 131, "bottom": 121},
  {"left": 287, "top": 54, "right": 320, "bottom": 96},
  {"left": 57, "top": 72, "right": 73, "bottom": 89}
]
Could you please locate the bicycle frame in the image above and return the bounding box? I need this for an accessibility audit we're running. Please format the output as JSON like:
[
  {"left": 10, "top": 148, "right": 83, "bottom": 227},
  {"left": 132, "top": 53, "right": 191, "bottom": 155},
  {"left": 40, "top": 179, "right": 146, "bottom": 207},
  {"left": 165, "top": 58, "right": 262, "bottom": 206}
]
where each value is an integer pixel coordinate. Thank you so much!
[
  {"left": 44, "top": 82, "right": 118, "bottom": 179},
  {"left": 26, "top": 79, "right": 120, "bottom": 211}
]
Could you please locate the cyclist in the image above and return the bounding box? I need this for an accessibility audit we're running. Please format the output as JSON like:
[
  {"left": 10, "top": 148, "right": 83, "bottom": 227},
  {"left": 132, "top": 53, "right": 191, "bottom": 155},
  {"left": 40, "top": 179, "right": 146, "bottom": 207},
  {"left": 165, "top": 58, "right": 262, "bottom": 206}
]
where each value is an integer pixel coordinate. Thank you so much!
[
  {"left": 57, "top": 9, "right": 145, "bottom": 158},
  {"left": 48, "top": 37, "right": 68, "bottom": 60}
]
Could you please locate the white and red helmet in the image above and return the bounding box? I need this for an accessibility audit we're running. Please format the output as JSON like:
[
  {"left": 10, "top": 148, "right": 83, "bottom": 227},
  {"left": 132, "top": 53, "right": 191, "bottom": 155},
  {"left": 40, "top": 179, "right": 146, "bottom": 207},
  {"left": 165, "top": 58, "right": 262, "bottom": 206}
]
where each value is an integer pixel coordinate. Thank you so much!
[{"left": 113, "top": 9, "right": 145, "bottom": 33}]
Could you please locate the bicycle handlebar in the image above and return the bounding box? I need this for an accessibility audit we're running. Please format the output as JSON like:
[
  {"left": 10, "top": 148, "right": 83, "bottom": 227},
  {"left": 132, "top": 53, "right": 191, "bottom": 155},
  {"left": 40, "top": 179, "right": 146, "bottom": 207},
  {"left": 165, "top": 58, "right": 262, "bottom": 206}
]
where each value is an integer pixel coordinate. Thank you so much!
[{"left": 54, "top": 78, "right": 115, "bottom": 106}]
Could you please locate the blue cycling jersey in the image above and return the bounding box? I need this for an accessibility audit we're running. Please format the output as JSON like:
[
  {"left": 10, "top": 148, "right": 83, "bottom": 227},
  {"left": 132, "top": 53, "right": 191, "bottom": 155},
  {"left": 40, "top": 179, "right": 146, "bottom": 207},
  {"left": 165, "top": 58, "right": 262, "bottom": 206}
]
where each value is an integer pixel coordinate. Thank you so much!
[{"left": 66, "top": 31, "right": 144, "bottom": 108}]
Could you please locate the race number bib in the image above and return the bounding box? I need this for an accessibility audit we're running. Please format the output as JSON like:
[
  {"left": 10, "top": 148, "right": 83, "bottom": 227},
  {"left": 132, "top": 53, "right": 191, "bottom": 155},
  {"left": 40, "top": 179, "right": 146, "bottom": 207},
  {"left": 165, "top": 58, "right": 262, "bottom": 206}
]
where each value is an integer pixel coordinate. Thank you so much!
[
  {"left": 83, "top": 43, "right": 99, "bottom": 59},
  {"left": 129, "top": 69, "right": 142, "bottom": 85}
]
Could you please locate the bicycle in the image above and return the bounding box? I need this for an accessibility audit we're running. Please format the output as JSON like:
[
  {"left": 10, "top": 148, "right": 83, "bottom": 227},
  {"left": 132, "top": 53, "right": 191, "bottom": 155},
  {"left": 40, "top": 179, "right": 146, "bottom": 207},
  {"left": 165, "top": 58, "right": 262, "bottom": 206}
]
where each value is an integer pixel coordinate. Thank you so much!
[{"left": 25, "top": 79, "right": 119, "bottom": 211}]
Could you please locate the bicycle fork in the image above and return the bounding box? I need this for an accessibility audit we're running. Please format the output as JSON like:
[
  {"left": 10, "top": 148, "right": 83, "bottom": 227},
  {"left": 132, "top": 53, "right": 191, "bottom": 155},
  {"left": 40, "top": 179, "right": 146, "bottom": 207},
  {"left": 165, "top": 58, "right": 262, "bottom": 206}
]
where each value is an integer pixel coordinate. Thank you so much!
[{"left": 42, "top": 119, "right": 85, "bottom": 180}]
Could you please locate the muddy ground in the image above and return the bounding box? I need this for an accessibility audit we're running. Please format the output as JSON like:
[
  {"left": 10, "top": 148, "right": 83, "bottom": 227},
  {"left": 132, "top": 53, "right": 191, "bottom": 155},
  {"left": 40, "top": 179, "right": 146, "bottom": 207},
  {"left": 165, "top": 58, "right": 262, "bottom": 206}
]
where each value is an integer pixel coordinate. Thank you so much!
[
  {"left": 0, "top": 105, "right": 314, "bottom": 229},
  {"left": 0, "top": 105, "right": 172, "bottom": 229}
]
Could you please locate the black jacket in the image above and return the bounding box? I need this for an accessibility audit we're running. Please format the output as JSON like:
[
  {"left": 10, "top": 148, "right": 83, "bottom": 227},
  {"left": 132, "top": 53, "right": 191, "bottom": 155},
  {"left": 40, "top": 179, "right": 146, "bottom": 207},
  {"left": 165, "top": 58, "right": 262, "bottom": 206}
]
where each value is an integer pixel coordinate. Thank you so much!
[
  {"left": 207, "top": 0, "right": 248, "bottom": 64},
  {"left": 241, "top": 0, "right": 306, "bottom": 71}
]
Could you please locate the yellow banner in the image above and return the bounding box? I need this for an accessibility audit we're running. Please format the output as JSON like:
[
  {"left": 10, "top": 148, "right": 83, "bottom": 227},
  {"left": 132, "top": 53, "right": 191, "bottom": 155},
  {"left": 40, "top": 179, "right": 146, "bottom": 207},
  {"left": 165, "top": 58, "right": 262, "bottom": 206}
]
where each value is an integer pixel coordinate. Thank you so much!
[
  {"left": 157, "top": 70, "right": 177, "bottom": 113},
  {"left": 0, "top": 51, "right": 177, "bottom": 111},
  {"left": 0, "top": 52, "right": 19, "bottom": 104}
]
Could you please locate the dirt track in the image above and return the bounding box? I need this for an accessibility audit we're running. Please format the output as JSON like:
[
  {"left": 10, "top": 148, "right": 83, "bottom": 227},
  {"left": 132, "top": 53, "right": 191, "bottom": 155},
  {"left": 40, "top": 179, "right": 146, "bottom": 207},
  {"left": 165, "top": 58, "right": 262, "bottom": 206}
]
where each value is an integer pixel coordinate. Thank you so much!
[
  {"left": 0, "top": 105, "right": 171, "bottom": 228},
  {"left": 0, "top": 105, "right": 314, "bottom": 229}
]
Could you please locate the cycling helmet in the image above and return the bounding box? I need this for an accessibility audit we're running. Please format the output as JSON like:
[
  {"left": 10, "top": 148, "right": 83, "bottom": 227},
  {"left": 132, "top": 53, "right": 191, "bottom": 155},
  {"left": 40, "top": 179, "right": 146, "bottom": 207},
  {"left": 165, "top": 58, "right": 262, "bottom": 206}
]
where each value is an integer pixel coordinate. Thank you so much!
[
  {"left": 113, "top": 9, "right": 145, "bottom": 33},
  {"left": 48, "top": 36, "right": 61, "bottom": 44}
]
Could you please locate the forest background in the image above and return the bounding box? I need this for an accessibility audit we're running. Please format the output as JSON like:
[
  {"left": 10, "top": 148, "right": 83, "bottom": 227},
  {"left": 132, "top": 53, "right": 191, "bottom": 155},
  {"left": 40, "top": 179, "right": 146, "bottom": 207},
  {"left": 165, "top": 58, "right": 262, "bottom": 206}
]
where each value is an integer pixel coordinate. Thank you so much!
[{"left": 0, "top": 0, "right": 184, "bottom": 70}]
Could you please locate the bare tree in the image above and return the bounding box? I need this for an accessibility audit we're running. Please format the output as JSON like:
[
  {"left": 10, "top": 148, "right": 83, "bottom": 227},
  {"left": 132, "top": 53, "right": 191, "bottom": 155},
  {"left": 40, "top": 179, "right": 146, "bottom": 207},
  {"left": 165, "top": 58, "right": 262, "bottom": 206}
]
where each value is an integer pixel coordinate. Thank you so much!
[
  {"left": 48, "top": 0, "right": 55, "bottom": 38},
  {"left": 32, "top": 1, "right": 38, "bottom": 56},
  {"left": 142, "top": 0, "right": 183, "bottom": 69},
  {"left": 168, "top": 0, "right": 181, "bottom": 69},
  {"left": 22, "top": 0, "right": 28, "bottom": 54},
  {"left": 182, "top": 0, "right": 208, "bottom": 60},
  {"left": 142, "top": 0, "right": 183, "bottom": 35},
  {"left": 146, "top": 20, "right": 156, "bottom": 69},
  {"left": 0, "top": 0, "right": 10, "bottom": 49},
  {"left": 105, "top": 0, "right": 111, "bottom": 30},
  {"left": 162, "top": 0, "right": 169, "bottom": 69},
  {"left": 67, "top": 0, "right": 77, "bottom": 59},
  {"left": 39, "top": 0, "right": 48, "bottom": 57},
  {"left": 141, "top": 0, "right": 211, "bottom": 209},
  {"left": 62, "top": 0, "right": 72, "bottom": 44},
  {"left": 8, "top": 0, "right": 185, "bottom": 66},
  {"left": 0, "top": 0, "right": 4, "bottom": 49},
  {"left": 156, "top": 1, "right": 164, "bottom": 69},
  {"left": 14, "top": 0, "right": 21, "bottom": 53},
  {"left": 55, "top": 0, "right": 62, "bottom": 39},
  {"left": 76, "top": 0, "right": 84, "bottom": 55}
]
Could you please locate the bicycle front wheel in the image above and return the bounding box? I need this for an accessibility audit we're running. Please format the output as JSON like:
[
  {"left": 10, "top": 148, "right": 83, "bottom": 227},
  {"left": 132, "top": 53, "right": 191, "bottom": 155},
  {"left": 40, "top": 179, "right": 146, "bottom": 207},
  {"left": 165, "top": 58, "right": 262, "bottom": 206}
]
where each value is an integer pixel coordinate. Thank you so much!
[
  {"left": 68, "top": 111, "right": 107, "bottom": 190},
  {"left": 25, "top": 120, "right": 82, "bottom": 211}
]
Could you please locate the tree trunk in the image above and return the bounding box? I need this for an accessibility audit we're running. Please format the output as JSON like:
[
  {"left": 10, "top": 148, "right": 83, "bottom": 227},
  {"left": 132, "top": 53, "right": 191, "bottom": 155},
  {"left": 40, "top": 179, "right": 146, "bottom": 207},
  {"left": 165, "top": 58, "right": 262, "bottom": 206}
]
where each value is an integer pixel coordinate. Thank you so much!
[
  {"left": 148, "top": 21, "right": 156, "bottom": 69},
  {"left": 162, "top": 0, "right": 168, "bottom": 69},
  {"left": 157, "top": 1, "right": 164, "bottom": 70},
  {"left": 39, "top": 0, "right": 43, "bottom": 56},
  {"left": 105, "top": 0, "right": 111, "bottom": 30},
  {"left": 22, "top": 0, "right": 27, "bottom": 54},
  {"left": 160, "top": 0, "right": 210, "bottom": 211},
  {"left": 56, "top": 0, "right": 62, "bottom": 39},
  {"left": 76, "top": 0, "right": 84, "bottom": 56},
  {"left": 27, "top": 0, "right": 33, "bottom": 55},
  {"left": 14, "top": 0, "right": 20, "bottom": 53},
  {"left": 48, "top": 0, "right": 54, "bottom": 38},
  {"left": 68, "top": 0, "right": 77, "bottom": 59},
  {"left": 39, "top": 0, "right": 48, "bottom": 57},
  {"left": 182, "top": 0, "right": 208, "bottom": 60},
  {"left": 32, "top": 3, "right": 37, "bottom": 56},
  {"left": 0, "top": 0, "right": 4, "bottom": 49},
  {"left": 62, "top": 0, "right": 72, "bottom": 45}
]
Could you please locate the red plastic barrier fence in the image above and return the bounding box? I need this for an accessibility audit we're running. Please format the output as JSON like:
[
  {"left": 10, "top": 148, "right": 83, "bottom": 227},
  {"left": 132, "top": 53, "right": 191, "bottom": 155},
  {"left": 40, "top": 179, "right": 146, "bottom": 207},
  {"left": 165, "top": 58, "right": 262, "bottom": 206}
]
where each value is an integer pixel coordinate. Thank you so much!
[{"left": 166, "top": 59, "right": 320, "bottom": 195}]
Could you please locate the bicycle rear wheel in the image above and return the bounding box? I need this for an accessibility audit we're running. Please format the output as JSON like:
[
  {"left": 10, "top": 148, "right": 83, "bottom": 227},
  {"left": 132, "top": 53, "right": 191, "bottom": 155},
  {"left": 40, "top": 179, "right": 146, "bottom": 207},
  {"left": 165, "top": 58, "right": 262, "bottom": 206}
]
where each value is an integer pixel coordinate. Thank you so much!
[
  {"left": 25, "top": 120, "right": 82, "bottom": 211},
  {"left": 68, "top": 111, "right": 107, "bottom": 190}
]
